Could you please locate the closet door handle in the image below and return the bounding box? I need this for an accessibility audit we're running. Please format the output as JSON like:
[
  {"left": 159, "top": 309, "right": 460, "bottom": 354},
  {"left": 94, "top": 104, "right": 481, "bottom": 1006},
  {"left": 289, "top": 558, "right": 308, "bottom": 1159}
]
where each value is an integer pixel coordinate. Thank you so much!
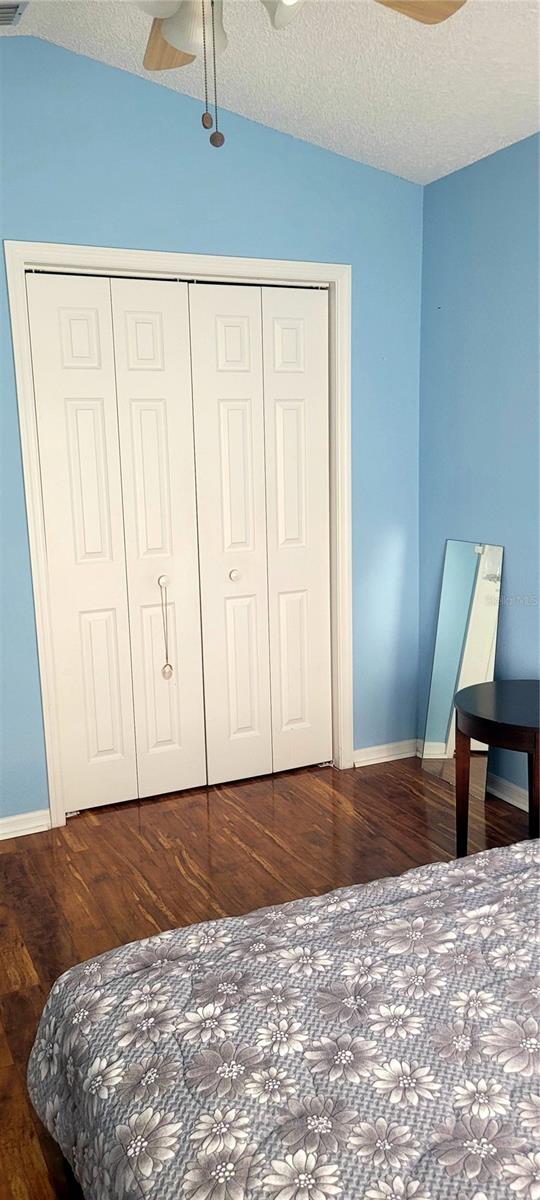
[
  {"left": 229, "top": 569, "right": 241, "bottom": 582},
  {"left": 158, "top": 575, "right": 173, "bottom": 679}
]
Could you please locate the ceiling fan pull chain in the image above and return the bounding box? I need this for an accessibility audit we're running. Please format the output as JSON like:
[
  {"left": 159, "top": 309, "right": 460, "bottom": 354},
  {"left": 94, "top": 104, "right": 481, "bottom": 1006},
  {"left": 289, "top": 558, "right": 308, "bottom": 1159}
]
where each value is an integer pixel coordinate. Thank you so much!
[
  {"left": 209, "top": 0, "right": 225, "bottom": 147},
  {"left": 201, "top": 0, "right": 213, "bottom": 129}
]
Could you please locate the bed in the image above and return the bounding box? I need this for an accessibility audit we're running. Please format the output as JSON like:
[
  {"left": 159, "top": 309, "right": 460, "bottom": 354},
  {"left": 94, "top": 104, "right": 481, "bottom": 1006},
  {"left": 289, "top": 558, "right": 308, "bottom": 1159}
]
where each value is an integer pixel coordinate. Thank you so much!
[{"left": 28, "top": 840, "right": 540, "bottom": 1199}]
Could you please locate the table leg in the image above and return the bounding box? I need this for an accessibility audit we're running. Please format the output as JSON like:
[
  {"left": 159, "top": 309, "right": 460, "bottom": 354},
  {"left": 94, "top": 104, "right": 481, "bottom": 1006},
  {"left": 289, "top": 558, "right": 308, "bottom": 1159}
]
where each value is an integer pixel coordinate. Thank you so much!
[
  {"left": 455, "top": 724, "right": 471, "bottom": 857},
  {"left": 528, "top": 735, "right": 539, "bottom": 839}
]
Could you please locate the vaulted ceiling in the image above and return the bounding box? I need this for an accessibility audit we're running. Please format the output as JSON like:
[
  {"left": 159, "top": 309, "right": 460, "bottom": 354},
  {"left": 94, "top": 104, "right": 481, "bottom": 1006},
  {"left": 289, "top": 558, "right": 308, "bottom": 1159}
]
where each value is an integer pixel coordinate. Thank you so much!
[{"left": 2, "top": 0, "right": 539, "bottom": 183}]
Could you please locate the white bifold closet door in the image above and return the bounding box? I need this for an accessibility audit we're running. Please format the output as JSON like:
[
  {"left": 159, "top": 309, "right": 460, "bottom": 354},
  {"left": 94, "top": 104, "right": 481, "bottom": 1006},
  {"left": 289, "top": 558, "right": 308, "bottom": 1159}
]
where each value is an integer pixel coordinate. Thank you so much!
[
  {"left": 26, "top": 273, "right": 206, "bottom": 810},
  {"left": 27, "top": 274, "right": 138, "bottom": 810},
  {"left": 27, "top": 272, "right": 332, "bottom": 811},
  {"left": 110, "top": 278, "right": 206, "bottom": 796},
  {"left": 189, "top": 283, "right": 332, "bottom": 784},
  {"left": 262, "top": 287, "right": 332, "bottom": 771},
  {"left": 189, "top": 284, "right": 273, "bottom": 784}
]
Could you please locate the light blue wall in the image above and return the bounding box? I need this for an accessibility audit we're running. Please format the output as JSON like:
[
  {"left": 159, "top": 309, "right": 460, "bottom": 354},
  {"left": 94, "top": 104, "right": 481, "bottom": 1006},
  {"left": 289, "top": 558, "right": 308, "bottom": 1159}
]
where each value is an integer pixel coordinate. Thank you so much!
[
  {"left": 424, "top": 540, "right": 479, "bottom": 746},
  {"left": 0, "top": 37, "right": 423, "bottom": 818},
  {"left": 419, "top": 134, "right": 540, "bottom": 788},
  {"left": 2, "top": 41, "right": 537, "bottom": 820}
]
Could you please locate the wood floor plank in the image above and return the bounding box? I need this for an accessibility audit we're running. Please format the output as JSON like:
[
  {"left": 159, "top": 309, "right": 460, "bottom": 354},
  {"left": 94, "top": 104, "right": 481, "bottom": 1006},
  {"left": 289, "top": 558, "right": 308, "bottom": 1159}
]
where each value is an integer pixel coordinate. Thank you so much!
[
  {"left": 0, "top": 758, "right": 528, "bottom": 1198},
  {"left": 0, "top": 857, "right": 78, "bottom": 992},
  {"left": 0, "top": 905, "right": 39, "bottom": 996},
  {"left": 0, "top": 1013, "right": 13, "bottom": 1070},
  {"left": 0, "top": 1136, "right": 60, "bottom": 1200},
  {"left": 0, "top": 1064, "right": 36, "bottom": 1146},
  {"left": 29, "top": 846, "right": 119, "bottom": 964},
  {"left": 0, "top": 986, "right": 50, "bottom": 1071}
]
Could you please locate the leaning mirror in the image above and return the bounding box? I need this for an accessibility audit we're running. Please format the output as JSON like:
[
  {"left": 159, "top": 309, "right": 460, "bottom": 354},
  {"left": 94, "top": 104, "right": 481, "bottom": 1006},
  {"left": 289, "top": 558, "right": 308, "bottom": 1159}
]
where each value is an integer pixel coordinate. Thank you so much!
[{"left": 422, "top": 540, "right": 504, "bottom": 798}]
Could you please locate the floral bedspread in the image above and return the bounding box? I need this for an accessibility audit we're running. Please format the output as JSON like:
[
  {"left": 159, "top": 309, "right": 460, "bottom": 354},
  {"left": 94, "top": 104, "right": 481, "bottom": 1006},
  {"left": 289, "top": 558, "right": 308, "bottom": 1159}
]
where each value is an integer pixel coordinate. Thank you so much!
[{"left": 28, "top": 840, "right": 540, "bottom": 1200}]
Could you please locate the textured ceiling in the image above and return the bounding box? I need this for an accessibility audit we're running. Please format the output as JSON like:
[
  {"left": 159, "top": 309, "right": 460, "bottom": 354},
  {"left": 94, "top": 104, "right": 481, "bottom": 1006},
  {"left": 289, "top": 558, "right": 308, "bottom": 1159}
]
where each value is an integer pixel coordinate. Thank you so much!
[{"left": 2, "top": 0, "right": 539, "bottom": 182}]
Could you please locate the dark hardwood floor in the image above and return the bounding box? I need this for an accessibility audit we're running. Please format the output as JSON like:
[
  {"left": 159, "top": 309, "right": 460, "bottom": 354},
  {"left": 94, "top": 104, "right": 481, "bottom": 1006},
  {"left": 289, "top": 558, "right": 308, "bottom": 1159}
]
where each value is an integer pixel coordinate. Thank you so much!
[{"left": 0, "top": 757, "right": 527, "bottom": 1199}]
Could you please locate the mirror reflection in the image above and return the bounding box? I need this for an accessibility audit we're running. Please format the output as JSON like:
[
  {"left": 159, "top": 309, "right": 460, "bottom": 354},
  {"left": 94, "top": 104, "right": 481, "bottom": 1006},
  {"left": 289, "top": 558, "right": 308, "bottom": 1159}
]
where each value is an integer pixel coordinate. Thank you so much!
[{"left": 422, "top": 540, "right": 504, "bottom": 799}]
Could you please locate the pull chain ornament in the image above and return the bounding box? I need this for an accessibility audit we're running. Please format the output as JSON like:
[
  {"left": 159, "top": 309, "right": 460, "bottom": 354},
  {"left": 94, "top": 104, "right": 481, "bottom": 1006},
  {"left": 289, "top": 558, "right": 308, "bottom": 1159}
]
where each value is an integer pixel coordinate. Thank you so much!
[{"left": 201, "top": 0, "right": 213, "bottom": 129}]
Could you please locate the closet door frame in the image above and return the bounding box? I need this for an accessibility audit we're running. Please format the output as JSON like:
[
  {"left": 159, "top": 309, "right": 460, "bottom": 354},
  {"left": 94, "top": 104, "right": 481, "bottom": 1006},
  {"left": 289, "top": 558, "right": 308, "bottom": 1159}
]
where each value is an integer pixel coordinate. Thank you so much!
[{"left": 6, "top": 240, "right": 354, "bottom": 829}]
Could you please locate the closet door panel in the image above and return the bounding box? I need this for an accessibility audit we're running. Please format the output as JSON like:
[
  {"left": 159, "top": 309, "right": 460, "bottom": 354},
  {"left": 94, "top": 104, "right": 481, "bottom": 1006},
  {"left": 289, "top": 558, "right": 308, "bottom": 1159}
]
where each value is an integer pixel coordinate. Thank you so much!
[
  {"left": 189, "top": 284, "right": 272, "bottom": 784},
  {"left": 111, "top": 279, "right": 206, "bottom": 796},
  {"left": 262, "top": 287, "right": 332, "bottom": 769},
  {"left": 26, "top": 274, "right": 138, "bottom": 811}
]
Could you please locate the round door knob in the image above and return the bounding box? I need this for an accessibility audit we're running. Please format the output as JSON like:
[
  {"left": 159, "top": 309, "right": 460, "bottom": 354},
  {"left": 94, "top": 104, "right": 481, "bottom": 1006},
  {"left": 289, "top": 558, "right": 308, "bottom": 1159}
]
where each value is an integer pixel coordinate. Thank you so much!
[{"left": 229, "top": 569, "right": 241, "bottom": 582}]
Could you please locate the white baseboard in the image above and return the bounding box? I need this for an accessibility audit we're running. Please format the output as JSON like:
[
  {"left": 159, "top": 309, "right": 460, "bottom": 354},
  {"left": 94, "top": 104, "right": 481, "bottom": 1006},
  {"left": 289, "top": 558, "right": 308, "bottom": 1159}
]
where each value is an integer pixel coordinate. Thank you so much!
[
  {"left": 486, "top": 773, "right": 528, "bottom": 812},
  {"left": 354, "top": 740, "right": 418, "bottom": 767},
  {"left": 0, "top": 808, "right": 51, "bottom": 841}
]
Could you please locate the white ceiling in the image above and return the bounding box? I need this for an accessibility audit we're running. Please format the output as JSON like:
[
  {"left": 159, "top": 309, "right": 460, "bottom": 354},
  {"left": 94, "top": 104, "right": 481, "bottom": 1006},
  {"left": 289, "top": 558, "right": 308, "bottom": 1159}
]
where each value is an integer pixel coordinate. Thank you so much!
[{"left": 2, "top": 0, "right": 539, "bottom": 183}]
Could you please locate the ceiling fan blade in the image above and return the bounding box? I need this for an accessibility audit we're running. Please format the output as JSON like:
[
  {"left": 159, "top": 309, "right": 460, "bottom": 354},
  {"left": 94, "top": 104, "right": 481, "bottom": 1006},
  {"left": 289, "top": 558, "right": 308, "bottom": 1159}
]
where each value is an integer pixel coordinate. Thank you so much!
[
  {"left": 143, "top": 17, "right": 195, "bottom": 69},
  {"left": 375, "top": 0, "right": 466, "bottom": 24}
]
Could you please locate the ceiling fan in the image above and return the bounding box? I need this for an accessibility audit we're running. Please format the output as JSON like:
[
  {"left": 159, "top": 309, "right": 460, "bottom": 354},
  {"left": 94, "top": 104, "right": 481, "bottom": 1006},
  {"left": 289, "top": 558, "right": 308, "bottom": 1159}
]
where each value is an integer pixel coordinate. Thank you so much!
[
  {"left": 139, "top": 0, "right": 314, "bottom": 73},
  {"left": 137, "top": 0, "right": 467, "bottom": 145},
  {"left": 139, "top": 0, "right": 467, "bottom": 72},
  {"left": 137, "top": 0, "right": 312, "bottom": 144}
]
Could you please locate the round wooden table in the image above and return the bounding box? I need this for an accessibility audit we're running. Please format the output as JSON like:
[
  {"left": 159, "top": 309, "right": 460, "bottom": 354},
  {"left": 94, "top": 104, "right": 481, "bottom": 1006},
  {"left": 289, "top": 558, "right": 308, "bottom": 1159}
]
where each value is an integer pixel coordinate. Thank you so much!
[{"left": 454, "top": 679, "right": 540, "bottom": 857}]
